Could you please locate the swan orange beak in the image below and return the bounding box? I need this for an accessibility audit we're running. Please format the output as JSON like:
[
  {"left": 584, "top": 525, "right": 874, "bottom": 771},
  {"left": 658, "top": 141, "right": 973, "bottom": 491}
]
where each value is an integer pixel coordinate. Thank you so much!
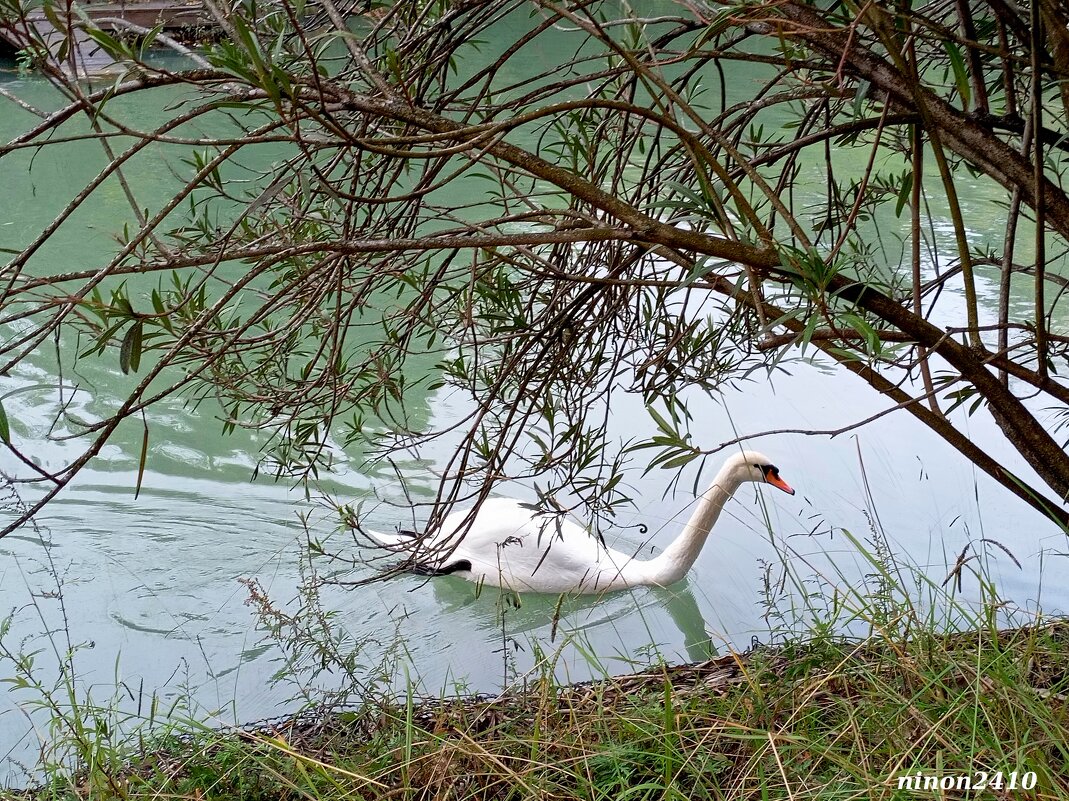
[{"left": 765, "top": 472, "right": 795, "bottom": 495}]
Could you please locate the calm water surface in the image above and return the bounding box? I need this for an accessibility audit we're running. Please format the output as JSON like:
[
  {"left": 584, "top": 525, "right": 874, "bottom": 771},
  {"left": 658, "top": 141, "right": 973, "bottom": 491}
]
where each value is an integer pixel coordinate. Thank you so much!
[{"left": 1, "top": 28, "right": 1067, "bottom": 785}]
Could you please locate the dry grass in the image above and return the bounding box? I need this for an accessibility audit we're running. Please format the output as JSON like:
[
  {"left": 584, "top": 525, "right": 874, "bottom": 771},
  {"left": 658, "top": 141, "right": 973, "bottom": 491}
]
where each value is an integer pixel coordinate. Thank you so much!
[{"left": 15, "top": 620, "right": 1065, "bottom": 801}]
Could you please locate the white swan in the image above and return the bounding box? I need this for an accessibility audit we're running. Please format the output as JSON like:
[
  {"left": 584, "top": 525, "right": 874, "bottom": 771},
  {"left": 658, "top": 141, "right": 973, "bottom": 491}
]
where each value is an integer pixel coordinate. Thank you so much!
[{"left": 366, "top": 450, "right": 794, "bottom": 594}]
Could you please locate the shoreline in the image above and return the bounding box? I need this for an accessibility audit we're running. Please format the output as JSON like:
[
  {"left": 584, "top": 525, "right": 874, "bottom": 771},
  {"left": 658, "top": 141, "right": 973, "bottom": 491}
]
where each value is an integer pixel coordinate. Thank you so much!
[{"left": 11, "top": 619, "right": 1069, "bottom": 799}]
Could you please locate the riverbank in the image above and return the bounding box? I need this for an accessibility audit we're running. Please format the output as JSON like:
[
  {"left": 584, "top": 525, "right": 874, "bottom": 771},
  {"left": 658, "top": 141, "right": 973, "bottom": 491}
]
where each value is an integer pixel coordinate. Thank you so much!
[
  {"left": 11, "top": 620, "right": 1069, "bottom": 800},
  {"left": 0, "top": 0, "right": 213, "bottom": 76}
]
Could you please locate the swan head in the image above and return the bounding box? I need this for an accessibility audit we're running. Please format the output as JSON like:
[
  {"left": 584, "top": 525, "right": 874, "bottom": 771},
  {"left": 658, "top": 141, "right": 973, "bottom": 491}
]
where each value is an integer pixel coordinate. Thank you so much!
[{"left": 728, "top": 450, "right": 795, "bottom": 495}]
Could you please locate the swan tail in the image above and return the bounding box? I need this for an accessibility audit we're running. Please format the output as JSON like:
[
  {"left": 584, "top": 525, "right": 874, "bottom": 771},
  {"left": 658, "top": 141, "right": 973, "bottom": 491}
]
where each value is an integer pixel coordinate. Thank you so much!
[
  {"left": 362, "top": 527, "right": 421, "bottom": 549},
  {"left": 410, "top": 558, "right": 472, "bottom": 576},
  {"left": 363, "top": 528, "right": 470, "bottom": 576}
]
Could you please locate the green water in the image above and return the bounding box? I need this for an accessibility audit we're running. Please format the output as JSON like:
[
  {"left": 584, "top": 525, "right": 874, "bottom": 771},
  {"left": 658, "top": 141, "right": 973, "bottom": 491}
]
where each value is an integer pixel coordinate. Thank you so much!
[{"left": 0, "top": 21, "right": 1066, "bottom": 787}]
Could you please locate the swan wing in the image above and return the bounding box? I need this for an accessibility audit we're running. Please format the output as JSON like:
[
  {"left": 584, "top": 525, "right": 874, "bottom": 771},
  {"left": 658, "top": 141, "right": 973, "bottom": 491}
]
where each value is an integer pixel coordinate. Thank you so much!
[
  {"left": 439, "top": 499, "right": 626, "bottom": 592},
  {"left": 366, "top": 497, "right": 635, "bottom": 592}
]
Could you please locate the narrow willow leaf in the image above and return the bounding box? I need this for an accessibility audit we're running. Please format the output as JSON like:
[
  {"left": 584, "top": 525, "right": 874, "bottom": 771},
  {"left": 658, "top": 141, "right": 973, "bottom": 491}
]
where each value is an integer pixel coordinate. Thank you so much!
[
  {"left": 660, "top": 452, "right": 698, "bottom": 470},
  {"left": 135, "top": 414, "right": 149, "bottom": 499},
  {"left": 0, "top": 401, "right": 9, "bottom": 444},
  {"left": 895, "top": 171, "right": 913, "bottom": 217},
  {"left": 119, "top": 321, "right": 143, "bottom": 374},
  {"left": 83, "top": 27, "right": 129, "bottom": 61},
  {"left": 646, "top": 405, "right": 675, "bottom": 437},
  {"left": 945, "top": 42, "right": 970, "bottom": 107},
  {"left": 852, "top": 79, "right": 871, "bottom": 117}
]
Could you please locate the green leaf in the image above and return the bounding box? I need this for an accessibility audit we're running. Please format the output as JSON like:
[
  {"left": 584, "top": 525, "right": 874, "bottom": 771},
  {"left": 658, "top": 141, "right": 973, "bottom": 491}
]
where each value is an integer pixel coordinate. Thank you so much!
[
  {"left": 852, "top": 79, "right": 871, "bottom": 117},
  {"left": 800, "top": 314, "right": 820, "bottom": 351},
  {"left": 135, "top": 415, "right": 149, "bottom": 499},
  {"left": 0, "top": 401, "right": 9, "bottom": 444},
  {"left": 660, "top": 452, "right": 698, "bottom": 470},
  {"left": 945, "top": 42, "right": 970, "bottom": 107},
  {"left": 82, "top": 26, "right": 131, "bottom": 62},
  {"left": 843, "top": 312, "right": 881, "bottom": 355},
  {"left": 646, "top": 405, "right": 675, "bottom": 437},
  {"left": 895, "top": 171, "right": 913, "bottom": 218},
  {"left": 119, "top": 321, "right": 143, "bottom": 374}
]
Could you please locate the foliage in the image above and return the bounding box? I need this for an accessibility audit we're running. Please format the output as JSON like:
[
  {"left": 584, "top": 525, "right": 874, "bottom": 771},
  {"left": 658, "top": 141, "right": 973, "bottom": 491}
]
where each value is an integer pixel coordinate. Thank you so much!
[{"left": 2, "top": 0, "right": 1069, "bottom": 546}]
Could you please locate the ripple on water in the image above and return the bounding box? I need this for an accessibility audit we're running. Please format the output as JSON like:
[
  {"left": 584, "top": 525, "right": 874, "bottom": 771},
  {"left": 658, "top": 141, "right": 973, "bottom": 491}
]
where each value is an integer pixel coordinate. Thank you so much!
[
  {"left": 109, "top": 611, "right": 188, "bottom": 638},
  {"left": 153, "top": 443, "right": 213, "bottom": 472}
]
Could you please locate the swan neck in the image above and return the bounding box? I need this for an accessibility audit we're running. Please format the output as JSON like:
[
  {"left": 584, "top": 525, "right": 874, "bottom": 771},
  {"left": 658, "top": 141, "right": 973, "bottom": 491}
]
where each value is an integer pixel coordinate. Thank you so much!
[{"left": 639, "top": 466, "right": 743, "bottom": 586}]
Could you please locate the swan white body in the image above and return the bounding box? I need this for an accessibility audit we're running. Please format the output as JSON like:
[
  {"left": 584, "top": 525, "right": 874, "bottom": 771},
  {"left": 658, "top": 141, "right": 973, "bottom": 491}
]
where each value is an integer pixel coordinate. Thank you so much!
[{"left": 367, "top": 450, "right": 794, "bottom": 594}]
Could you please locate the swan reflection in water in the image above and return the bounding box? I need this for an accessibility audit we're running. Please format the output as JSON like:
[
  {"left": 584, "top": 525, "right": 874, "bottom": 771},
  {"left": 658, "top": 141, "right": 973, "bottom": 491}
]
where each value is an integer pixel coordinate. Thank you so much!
[{"left": 424, "top": 573, "right": 720, "bottom": 665}]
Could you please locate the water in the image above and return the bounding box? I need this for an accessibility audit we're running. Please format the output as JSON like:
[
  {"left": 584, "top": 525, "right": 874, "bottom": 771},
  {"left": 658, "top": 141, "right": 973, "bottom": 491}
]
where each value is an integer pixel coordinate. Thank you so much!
[{"left": 1, "top": 26, "right": 1067, "bottom": 786}]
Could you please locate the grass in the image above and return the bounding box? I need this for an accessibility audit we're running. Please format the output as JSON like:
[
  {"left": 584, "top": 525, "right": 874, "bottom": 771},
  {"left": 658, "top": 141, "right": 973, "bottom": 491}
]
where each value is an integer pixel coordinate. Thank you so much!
[{"left": 8, "top": 618, "right": 1069, "bottom": 800}]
